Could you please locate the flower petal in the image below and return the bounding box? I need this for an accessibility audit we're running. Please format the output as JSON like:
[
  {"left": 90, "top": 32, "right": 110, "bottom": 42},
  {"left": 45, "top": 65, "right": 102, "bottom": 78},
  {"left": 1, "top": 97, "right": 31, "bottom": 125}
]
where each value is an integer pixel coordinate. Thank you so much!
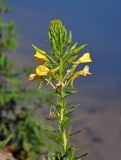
[
  {"left": 34, "top": 51, "right": 48, "bottom": 62},
  {"left": 28, "top": 74, "right": 40, "bottom": 81},
  {"left": 68, "top": 65, "right": 92, "bottom": 86},
  {"left": 75, "top": 65, "right": 92, "bottom": 77},
  {"left": 73, "top": 52, "right": 92, "bottom": 65},
  {"left": 36, "top": 65, "right": 49, "bottom": 76}
]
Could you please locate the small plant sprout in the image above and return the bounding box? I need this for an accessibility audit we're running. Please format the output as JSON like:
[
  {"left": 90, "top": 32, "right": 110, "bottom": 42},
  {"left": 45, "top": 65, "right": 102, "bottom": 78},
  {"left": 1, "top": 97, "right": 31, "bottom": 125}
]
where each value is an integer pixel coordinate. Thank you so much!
[{"left": 29, "top": 19, "right": 92, "bottom": 160}]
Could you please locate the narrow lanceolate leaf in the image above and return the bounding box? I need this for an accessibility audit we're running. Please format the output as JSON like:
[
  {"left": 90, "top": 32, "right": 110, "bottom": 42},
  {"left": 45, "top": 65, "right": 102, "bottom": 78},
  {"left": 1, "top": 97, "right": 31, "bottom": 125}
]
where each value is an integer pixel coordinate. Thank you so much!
[
  {"left": 32, "top": 44, "right": 46, "bottom": 55},
  {"left": 63, "top": 44, "right": 86, "bottom": 63},
  {"left": 62, "top": 26, "right": 67, "bottom": 45},
  {"left": 70, "top": 148, "right": 76, "bottom": 160},
  {"left": 66, "top": 106, "right": 78, "bottom": 116},
  {"left": 67, "top": 55, "right": 78, "bottom": 64},
  {"left": 70, "top": 129, "right": 82, "bottom": 136},
  {"left": 76, "top": 153, "right": 88, "bottom": 159},
  {"left": 73, "top": 44, "right": 87, "bottom": 54},
  {"left": 65, "top": 87, "right": 77, "bottom": 95},
  {"left": 70, "top": 42, "right": 77, "bottom": 50},
  {"left": 67, "top": 127, "right": 72, "bottom": 138},
  {"left": 68, "top": 31, "right": 72, "bottom": 45},
  {"left": 64, "top": 43, "right": 77, "bottom": 58},
  {"left": 0, "top": 134, "right": 13, "bottom": 150},
  {"left": 52, "top": 38, "right": 57, "bottom": 51},
  {"left": 61, "top": 117, "right": 69, "bottom": 128},
  {"left": 46, "top": 133, "right": 62, "bottom": 144}
]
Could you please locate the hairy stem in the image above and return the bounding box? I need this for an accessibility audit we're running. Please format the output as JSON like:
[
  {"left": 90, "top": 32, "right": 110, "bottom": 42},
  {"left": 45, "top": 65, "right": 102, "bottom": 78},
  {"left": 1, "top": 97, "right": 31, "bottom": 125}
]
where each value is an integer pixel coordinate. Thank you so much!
[{"left": 57, "top": 58, "right": 69, "bottom": 156}]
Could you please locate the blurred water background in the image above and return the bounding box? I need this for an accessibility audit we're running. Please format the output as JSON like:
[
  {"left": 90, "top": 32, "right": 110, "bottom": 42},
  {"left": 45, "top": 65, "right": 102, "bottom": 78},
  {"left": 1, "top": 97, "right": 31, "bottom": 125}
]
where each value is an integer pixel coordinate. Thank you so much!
[{"left": 7, "top": 0, "right": 121, "bottom": 159}]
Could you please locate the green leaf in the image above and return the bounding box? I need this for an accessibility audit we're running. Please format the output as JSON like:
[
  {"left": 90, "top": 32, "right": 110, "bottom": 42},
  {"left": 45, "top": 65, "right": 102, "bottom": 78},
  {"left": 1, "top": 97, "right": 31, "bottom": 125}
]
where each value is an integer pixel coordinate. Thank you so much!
[
  {"left": 63, "top": 43, "right": 77, "bottom": 58},
  {"left": 67, "top": 127, "right": 72, "bottom": 138},
  {"left": 32, "top": 44, "right": 46, "bottom": 54},
  {"left": 66, "top": 106, "right": 78, "bottom": 116},
  {"left": 63, "top": 44, "right": 86, "bottom": 66},
  {"left": 76, "top": 153, "right": 88, "bottom": 159},
  {"left": 0, "top": 134, "right": 13, "bottom": 150},
  {"left": 73, "top": 44, "right": 87, "bottom": 54},
  {"left": 69, "top": 148, "right": 76, "bottom": 160},
  {"left": 67, "top": 55, "right": 78, "bottom": 64},
  {"left": 68, "top": 31, "right": 72, "bottom": 45},
  {"left": 47, "top": 133, "right": 61, "bottom": 144},
  {"left": 63, "top": 88, "right": 77, "bottom": 98},
  {"left": 52, "top": 38, "right": 57, "bottom": 51},
  {"left": 70, "top": 42, "right": 77, "bottom": 50},
  {"left": 70, "top": 129, "right": 82, "bottom": 137},
  {"left": 61, "top": 117, "right": 69, "bottom": 128}
]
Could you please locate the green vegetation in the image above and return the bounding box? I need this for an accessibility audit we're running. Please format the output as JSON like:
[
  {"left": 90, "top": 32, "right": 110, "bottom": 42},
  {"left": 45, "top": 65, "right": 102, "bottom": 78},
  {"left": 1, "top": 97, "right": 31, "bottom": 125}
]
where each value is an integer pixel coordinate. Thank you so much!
[
  {"left": 0, "top": 135, "right": 13, "bottom": 150},
  {"left": 0, "top": 1, "right": 52, "bottom": 159}
]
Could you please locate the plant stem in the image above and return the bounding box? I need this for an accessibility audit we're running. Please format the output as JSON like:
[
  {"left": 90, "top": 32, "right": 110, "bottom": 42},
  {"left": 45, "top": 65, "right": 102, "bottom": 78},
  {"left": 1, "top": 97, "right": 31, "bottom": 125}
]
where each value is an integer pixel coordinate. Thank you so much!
[
  {"left": 57, "top": 58, "right": 69, "bottom": 156},
  {"left": 58, "top": 88, "right": 68, "bottom": 153}
]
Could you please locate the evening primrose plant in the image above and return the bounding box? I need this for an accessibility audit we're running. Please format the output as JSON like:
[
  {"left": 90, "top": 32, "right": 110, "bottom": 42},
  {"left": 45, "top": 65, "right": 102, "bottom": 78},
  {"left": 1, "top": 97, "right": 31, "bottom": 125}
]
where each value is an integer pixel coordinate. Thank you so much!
[{"left": 29, "top": 19, "right": 92, "bottom": 160}]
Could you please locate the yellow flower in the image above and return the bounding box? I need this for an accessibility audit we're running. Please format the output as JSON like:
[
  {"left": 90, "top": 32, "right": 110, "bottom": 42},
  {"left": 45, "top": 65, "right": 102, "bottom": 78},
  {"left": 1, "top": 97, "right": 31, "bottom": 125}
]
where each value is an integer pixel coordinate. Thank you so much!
[
  {"left": 29, "top": 65, "right": 49, "bottom": 81},
  {"left": 36, "top": 65, "right": 49, "bottom": 76},
  {"left": 69, "top": 65, "right": 92, "bottom": 86},
  {"left": 28, "top": 74, "right": 40, "bottom": 81},
  {"left": 75, "top": 65, "right": 92, "bottom": 77},
  {"left": 73, "top": 52, "right": 92, "bottom": 65},
  {"left": 34, "top": 51, "right": 48, "bottom": 62}
]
